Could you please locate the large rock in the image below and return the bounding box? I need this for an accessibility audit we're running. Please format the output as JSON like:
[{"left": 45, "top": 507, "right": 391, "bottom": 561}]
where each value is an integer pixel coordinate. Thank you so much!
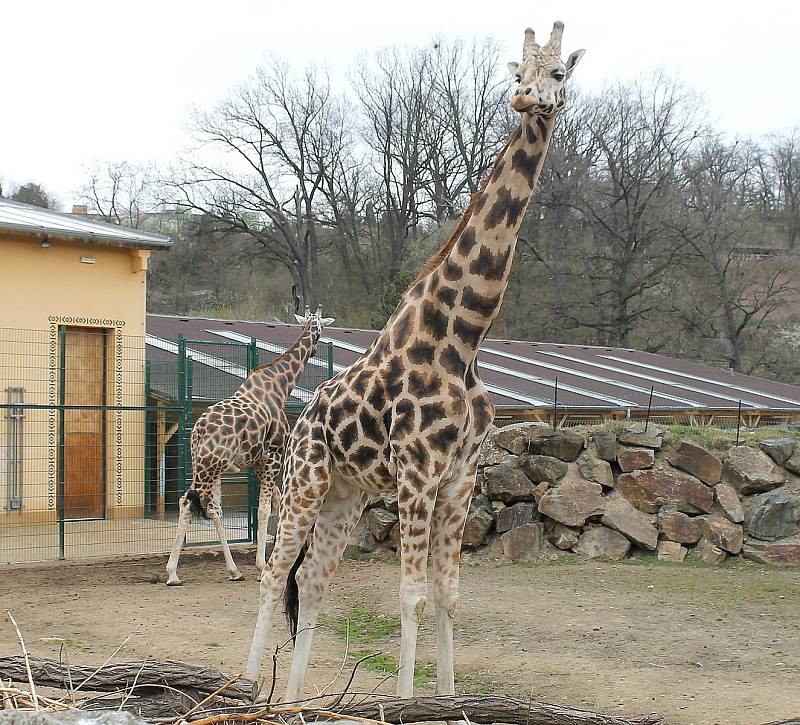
[
  {"left": 378, "top": 492, "right": 399, "bottom": 513},
  {"left": 546, "top": 522, "right": 580, "bottom": 550},
  {"left": 696, "top": 514, "right": 744, "bottom": 554},
  {"left": 626, "top": 422, "right": 665, "bottom": 436},
  {"left": 617, "top": 447, "right": 654, "bottom": 473},
  {"left": 492, "top": 421, "right": 550, "bottom": 455},
  {"left": 578, "top": 455, "right": 615, "bottom": 487},
  {"left": 601, "top": 493, "right": 658, "bottom": 550},
  {"left": 483, "top": 460, "right": 537, "bottom": 503},
  {"left": 758, "top": 438, "right": 796, "bottom": 467},
  {"left": 668, "top": 440, "right": 722, "bottom": 485},
  {"left": 657, "top": 540, "right": 687, "bottom": 562},
  {"left": 499, "top": 523, "right": 545, "bottom": 561},
  {"left": 537, "top": 478, "right": 606, "bottom": 527},
  {"left": 366, "top": 508, "right": 399, "bottom": 541},
  {"left": 742, "top": 536, "right": 800, "bottom": 565},
  {"left": 389, "top": 521, "right": 401, "bottom": 549},
  {"left": 593, "top": 430, "right": 618, "bottom": 461},
  {"left": 574, "top": 526, "right": 630, "bottom": 560},
  {"left": 618, "top": 428, "right": 662, "bottom": 449},
  {"left": 496, "top": 502, "right": 538, "bottom": 534},
  {"left": 715, "top": 483, "right": 744, "bottom": 523},
  {"left": 746, "top": 489, "right": 800, "bottom": 541},
  {"left": 461, "top": 503, "right": 494, "bottom": 549},
  {"left": 690, "top": 539, "right": 727, "bottom": 565},
  {"left": 526, "top": 428, "right": 585, "bottom": 462},
  {"left": 616, "top": 469, "right": 714, "bottom": 514},
  {"left": 357, "top": 530, "right": 381, "bottom": 552},
  {"left": 723, "top": 446, "right": 785, "bottom": 495},
  {"left": 519, "top": 454, "right": 568, "bottom": 484},
  {"left": 785, "top": 452, "right": 800, "bottom": 475},
  {"left": 478, "top": 431, "right": 506, "bottom": 467},
  {"left": 657, "top": 506, "right": 703, "bottom": 544}
]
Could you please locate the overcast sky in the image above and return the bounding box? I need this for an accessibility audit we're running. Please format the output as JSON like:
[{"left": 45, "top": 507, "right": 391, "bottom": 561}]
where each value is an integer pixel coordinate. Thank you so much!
[{"left": 3, "top": 0, "right": 798, "bottom": 208}]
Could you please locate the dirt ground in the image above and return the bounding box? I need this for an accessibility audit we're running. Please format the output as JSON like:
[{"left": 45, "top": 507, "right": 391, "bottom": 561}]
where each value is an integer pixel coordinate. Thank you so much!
[{"left": 1, "top": 546, "right": 799, "bottom": 725}]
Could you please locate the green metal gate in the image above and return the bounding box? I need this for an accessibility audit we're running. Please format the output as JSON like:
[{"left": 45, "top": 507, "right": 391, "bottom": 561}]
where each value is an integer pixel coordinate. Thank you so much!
[{"left": 0, "top": 326, "right": 333, "bottom": 565}]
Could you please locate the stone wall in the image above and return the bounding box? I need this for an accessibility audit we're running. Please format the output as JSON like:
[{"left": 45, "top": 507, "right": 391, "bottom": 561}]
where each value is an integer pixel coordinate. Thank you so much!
[{"left": 358, "top": 423, "right": 800, "bottom": 566}]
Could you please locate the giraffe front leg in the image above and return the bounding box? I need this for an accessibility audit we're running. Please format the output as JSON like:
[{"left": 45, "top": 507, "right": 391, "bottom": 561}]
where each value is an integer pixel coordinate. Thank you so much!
[
  {"left": 165, "top": 494, "right": 192, "bottom": 586},
  {"left": 396, "top": 470, "right": 437, "bottom": 698},
  {"left": 208, "top": 498, "right": 244, "bottom": 582},
  {"left": 430, "top": 473, "right": 475, "bottom": 695}
]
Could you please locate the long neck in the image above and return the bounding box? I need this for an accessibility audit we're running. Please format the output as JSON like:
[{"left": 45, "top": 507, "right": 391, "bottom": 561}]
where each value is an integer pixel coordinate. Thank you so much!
[
  {"left": 396, "top": 111, "right": 556, "bottom": 360},
  {"left": 246, "top": 323, "right": 321, "bottom": 404}
]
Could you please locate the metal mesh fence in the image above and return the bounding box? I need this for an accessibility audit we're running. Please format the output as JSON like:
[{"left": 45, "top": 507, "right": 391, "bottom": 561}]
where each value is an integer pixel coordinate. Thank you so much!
[{"left": 0, "top": 327, "right": 332, "bottom": 565}]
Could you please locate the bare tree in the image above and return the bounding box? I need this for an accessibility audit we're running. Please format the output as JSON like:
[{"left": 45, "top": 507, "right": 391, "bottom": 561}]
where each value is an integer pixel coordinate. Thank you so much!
[
  {"left": 530, "top": 75, "right": 705, "bottom": 347},
  {"left": 79, "top": 161, "right": 156, "bottom": 228},
  {"left": 167, "top": 59, "right": 343, "bottom": 308},
  {"left": 671, "top": 137, "right": 798, "bottom": 372},
  {"left": 352, "top": 46, "right": 435, "bottom": 281},
  {"left": 765, "top": 129, "right": 800, "bottom": 250}
]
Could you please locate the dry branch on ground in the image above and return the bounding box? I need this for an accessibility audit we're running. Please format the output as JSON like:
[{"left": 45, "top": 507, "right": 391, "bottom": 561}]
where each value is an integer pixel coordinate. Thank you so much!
[{"left": 0, "top": 655, "right": 671, "bottom": 725}]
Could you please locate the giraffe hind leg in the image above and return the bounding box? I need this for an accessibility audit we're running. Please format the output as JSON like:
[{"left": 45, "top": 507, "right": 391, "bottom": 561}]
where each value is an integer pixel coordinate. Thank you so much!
[
  {"left": 165, "top": 494, "right": 192, "bottom": 586},
  {"left": 207, "top": 497, "right": 244, "bottom": 581},
  {"left": 284, "top": 482, "right": 368, "bottom": 701},
  {"left": 247, "top": 422, "right": 331, "bottom": 684}
]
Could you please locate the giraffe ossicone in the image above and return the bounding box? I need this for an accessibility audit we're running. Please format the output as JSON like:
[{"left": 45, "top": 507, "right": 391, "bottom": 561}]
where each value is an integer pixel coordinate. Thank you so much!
[
  {"left": 164, "top": 307, "right": 333, "bottom": 586},
  {"left": 246, "top": 21, "right": 584, "bottom": 701}
]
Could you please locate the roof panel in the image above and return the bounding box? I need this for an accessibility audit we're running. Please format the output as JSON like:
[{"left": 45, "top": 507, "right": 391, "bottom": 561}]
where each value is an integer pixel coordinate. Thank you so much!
[
  {"left": 0, "top": 198, "right": 172, "bottom": 249},
  {"left": 145, "top": 314, "right": 800, "bottom": 412}
]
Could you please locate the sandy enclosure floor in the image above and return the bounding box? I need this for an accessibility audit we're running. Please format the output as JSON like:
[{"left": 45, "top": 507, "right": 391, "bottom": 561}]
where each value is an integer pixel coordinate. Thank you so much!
[{"left": 1, "top": 547, "right": 799, "bottom": 725}]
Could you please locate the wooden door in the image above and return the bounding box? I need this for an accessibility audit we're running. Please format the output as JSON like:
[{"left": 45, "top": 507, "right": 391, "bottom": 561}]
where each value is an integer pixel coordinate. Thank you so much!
[{"left": 62, "top": 327, "right": 107, "bottom": 519}]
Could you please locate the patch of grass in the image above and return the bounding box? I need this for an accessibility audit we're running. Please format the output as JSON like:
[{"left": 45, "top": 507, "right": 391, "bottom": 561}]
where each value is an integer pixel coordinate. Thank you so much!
[
  {"left": 320, "top": 604, "right": 400, "bottom": 644},
  {"left": 663, "top": 424, "right": 800, "bottom": 451},
  {"left": 347, "top": 649, "right": 437, "bottom": 689},
  {"left": 40, "top": 636, "right": 78, "bottom": 648}
]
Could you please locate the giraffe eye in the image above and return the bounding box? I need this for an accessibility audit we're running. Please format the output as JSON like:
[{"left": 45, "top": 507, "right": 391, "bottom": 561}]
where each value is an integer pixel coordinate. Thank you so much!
[
  {"left": 551, "top": 69, "right": 566, "bottom": 82},
  {"left": 515, "top": 74, "right": 522, "bottom": 83}
]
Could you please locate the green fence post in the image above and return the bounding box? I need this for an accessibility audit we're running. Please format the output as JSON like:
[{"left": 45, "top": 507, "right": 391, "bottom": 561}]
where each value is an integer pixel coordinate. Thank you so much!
[
  {"left": 327, "top": 341, "right": 334, "bottom": 380},
  {"left": 185, "top": 357, "right": 194, "bottom": 493},
  {"left": 177, "top": 335, "right": 187, "bottom": 496},
  {"left": 57, "top": 326, "right": 66, "bottom": 560},
  {"left": 144, "top": 359, "right": 152, "bottom": 519},
  {"left": 247, "top": 337, "right": 259, "bottom": 542}
]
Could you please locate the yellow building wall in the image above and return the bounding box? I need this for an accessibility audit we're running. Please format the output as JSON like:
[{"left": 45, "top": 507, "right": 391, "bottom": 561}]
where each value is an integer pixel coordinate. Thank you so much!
[{"left": 0, "top": 233, "right": 150, "bottom": 523}]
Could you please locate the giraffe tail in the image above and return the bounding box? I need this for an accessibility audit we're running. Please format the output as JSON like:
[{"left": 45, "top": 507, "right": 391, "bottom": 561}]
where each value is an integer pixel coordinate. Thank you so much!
[
  {"left": 185, "top": 489, "right": 209, "bottom": 520},
  {"left": 283, "top": 541, "right": 308, "bottom": 637}
]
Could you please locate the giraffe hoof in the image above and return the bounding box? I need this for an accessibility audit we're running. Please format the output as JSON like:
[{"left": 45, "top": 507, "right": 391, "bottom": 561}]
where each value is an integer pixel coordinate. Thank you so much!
[
  {"left": 165, "top": 578, "right": 183, "bottom": 587},
  {"left": 228, "top": 572, "right": 245, "bottom": 582}
]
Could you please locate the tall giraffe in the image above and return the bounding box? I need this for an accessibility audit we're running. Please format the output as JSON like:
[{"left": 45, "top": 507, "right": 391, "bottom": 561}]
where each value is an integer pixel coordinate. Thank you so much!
[
  {"left": 246, "top": 22, "right": 584, "bottom": 697},
  {"left": 165, "top": 306, "right": 334, "bottom": 586}
]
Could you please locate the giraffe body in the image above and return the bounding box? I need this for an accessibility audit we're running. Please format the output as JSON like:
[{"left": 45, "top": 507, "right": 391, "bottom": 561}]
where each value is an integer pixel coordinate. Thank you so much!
[
  {"left": 247, "top": 22, "right": 584, "bottom": 700},
  {"left": 165, "top": 309, "right": 333, "bottom": 586}
]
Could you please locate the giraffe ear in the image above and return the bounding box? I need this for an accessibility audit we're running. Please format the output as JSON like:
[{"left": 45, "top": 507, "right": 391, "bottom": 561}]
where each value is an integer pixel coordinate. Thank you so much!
[
  {"left": 565, "top": 49, "right": 585, "bottom": 79},
  {"left": 294, "top": 313, "right": 308, "bottom": 324},
  {"left": 507, "top": 61, "right": 520, "bottom": 77},
  {"left": 321, "top": 317, "right": 335, "bottom": 326}
]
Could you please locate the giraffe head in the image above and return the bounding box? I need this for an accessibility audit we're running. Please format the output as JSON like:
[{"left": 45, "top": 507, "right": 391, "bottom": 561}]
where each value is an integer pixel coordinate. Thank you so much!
[
  {"left": 294, "top": 304, "right": 335, "bottom": 336},
  {"left": 507, "top": 21, "right": 584, "bottom": 116}
]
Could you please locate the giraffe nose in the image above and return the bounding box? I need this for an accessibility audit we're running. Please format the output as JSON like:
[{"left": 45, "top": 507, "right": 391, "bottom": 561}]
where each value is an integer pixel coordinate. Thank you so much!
[{"left": 514, "top": 86, "right": 534, "bottom": 97}]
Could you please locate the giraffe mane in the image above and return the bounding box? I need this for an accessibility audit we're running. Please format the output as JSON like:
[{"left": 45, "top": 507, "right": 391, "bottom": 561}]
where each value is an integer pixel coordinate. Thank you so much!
[
  {"left": 409, "top": 133, "right": 514, "bottom": 288},
  {"left": 248, "top": 325, "right": 309, "bottom": 376}
]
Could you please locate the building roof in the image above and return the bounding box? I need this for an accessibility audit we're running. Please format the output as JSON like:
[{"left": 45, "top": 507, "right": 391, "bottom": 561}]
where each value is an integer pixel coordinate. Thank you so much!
[
  {"left": 0, "top": 198, "right": 172, "bottom": 249},
  {"left": 146, "top": 313, "right": 800, "bottom": 413}
]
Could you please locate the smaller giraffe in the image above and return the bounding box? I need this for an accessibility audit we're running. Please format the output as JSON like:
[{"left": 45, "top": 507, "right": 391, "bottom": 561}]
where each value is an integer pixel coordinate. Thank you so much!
[{"left": 165, "top": 306, "right": 334, "bottom": 586}]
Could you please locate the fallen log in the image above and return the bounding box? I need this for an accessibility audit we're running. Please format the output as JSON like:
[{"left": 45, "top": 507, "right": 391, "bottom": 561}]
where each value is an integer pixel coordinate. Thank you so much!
[
  {"left": 330, "top": 695, "right": 664, "bottom": 725},
  {"left": 0, "top": 656, "right": 253, "bottom": 700}
]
